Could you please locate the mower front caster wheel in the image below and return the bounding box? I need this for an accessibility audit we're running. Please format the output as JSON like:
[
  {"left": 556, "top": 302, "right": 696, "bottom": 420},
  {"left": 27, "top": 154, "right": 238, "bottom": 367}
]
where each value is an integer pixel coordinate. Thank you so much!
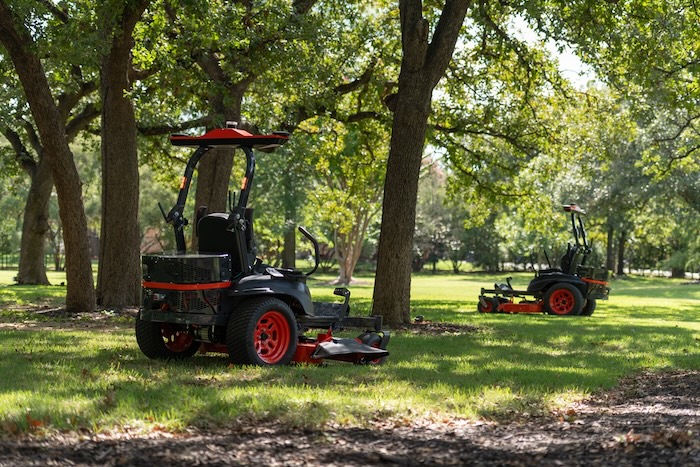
[
  {"left": 135, "top": 318, "right": 201, "bottom": 360},
  {"left": 356, "top": 331, "right": 388, "bottom": 365},
  {"left": 477, "top": 296, "right": 498, "bottom": 313},
  {"left": 581, "top": 298, "right": 597, "bottom": 316},
  {"left": 543, "top": 283, "right": 584, "bottom": 316},
  {"left": 227, "top": 298, "right": 298, "bottom": 366}
]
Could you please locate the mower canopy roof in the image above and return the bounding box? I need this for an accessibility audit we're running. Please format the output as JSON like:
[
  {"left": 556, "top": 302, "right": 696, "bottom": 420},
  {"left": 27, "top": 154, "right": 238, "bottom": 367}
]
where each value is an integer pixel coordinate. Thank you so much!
[
  {"left": 563, "top": 204, "right": 586, "bottom": 215},
  {"left": 170, "top": 126, "right": 289, "bottom": 150}
]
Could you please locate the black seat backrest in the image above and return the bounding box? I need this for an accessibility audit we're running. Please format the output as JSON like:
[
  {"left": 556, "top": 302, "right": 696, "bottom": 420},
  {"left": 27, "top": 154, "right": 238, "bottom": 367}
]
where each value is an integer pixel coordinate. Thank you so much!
[
  {"left": 560, "top": 244, "right": 576, "bottom": 275},
  {"left": 198, "top": 213, "right": 237, "bottom": 253},
  {"left": 560, "top": 243, "right": 586, "bottom": 275},
  {"left": 198, "top": 210, "right": 256, "bottom": 273}
]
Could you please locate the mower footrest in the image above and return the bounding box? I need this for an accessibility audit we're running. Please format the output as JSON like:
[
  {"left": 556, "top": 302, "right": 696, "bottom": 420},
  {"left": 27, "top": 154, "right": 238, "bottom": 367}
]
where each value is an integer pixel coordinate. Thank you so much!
[{"left": 312, "top": 338, "right": 389, "bottom": 363}]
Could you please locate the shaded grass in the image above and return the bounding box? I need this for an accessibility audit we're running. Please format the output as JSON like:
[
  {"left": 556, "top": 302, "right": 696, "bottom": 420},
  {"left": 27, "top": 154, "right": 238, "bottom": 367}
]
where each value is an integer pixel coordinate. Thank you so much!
[{"left": 1, "top": 272, "right": 700, "bottom": 435}]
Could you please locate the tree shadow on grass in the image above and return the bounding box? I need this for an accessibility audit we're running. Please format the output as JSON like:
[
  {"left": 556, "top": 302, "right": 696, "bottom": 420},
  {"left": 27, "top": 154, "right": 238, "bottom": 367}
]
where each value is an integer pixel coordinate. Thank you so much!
[{"left": 2, "top": 298, "right": 700, "bottom": 433}]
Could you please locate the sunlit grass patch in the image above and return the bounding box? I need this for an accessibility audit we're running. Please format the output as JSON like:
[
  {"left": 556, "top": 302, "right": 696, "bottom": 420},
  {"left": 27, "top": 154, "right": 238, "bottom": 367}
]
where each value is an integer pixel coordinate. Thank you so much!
[{"left": 1, "top": 273, "right": 700, "bottom": 435}]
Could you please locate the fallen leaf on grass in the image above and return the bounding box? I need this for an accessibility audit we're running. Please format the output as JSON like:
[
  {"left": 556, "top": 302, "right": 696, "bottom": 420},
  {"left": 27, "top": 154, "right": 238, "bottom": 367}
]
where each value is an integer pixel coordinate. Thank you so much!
[
  {"left": 25, "top": 410, "right": 44, "bottom": 430},
  {"left": 1, "top": 421, "right": 21, "bottom": 435},
  {"left": 103, "top": 387, "right": 117, "bottom": 408},
  {"left": 651, "top": 430, "right": 693, "bottom": 447}
]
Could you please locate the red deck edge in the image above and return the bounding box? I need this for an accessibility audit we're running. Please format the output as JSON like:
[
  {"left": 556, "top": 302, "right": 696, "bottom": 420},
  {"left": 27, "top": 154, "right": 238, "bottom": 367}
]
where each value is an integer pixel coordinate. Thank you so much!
[{"left": 499, "top": 302, "right": 543, "bottom": 313}]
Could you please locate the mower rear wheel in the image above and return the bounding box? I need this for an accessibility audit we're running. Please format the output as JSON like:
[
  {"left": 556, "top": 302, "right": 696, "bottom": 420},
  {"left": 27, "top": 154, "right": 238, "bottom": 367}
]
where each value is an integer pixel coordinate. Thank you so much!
[
  {"left": 581, "top": 298, "right": 597, "bottom": 316},
  {"left": 226, "top": 298, "right": 298, "bottom": 366},
  {"left": 135, "top": 318, "right": 201, "bottom": 360},
  {"left": 543, "top": 283, "right": 584, "bottom": 316}
]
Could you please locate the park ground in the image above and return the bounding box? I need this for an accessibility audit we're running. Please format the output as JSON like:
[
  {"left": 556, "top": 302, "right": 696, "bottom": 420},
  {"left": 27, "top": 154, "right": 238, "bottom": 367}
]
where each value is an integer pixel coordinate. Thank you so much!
[{"left": 1, "top": 271, "right": 699, "bottom": 465}]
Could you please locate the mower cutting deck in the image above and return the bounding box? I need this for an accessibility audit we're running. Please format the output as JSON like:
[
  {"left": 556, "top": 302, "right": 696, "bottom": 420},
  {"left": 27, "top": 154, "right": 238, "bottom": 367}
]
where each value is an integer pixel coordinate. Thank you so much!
[
  {"left": 477, "top": 205, "right": 610, "bottom": 316},
  {"left": 136, "top": 124, "right": 389, "bottom": 365}
]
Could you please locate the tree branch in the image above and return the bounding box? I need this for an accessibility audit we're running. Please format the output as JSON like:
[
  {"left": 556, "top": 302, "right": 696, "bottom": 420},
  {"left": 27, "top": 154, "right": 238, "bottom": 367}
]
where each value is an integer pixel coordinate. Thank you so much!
[
  {"left": 18, "top": 117, "right": 43, "bottom": 155},
  {"left": 292, "top": 0, "right": 319, "bottom": 14},
  {"left": 426, "top": 0, "right": 471, "bottom": 86},
  {"left": 65, "top": 103, "right": 100, "bottom": 142},
  {"left": 37, "top": 0, "right": 69, "bottom": 23},
  {"left": 334, "top": 60, "right": 376, "bottom": 95},
  {"left": 138, "top": 115, "right": 216, "bottom": 136},
  {"left": 2, "top": 127, "right": 36, "bottom": 174}
]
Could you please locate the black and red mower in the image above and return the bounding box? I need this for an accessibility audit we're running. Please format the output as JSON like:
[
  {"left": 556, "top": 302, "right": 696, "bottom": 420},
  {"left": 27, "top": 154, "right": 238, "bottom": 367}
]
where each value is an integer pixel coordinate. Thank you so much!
[
  {"left": 135, "top": 123, "right": 389, "bottom": 365},
  {"left": 477, "top": 204, "right": 610, "bottom": 316}
]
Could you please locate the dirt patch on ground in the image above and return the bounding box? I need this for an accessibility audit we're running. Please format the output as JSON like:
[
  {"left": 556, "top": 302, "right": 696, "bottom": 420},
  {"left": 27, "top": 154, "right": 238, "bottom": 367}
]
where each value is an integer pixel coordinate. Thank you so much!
[
  {"left": 1, "top": 313, "right": 699, "bottom": 465},
  {"left": 394, "top": 321, "right": 480, "bottom": 335},
  {"left": 0, "top": 308, "right": 138, "bottom": 331}
]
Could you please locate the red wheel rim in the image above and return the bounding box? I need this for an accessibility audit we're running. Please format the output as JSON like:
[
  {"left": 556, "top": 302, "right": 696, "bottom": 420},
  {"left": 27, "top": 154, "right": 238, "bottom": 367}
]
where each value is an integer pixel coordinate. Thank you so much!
[
  {"left": 549, "top": 289, "right": 575, "bottom": 315},
  {"left": 480, "top": 300, "right": 494, "bottom": 313},
  {"left": 161, "top": 324, "right": 194, "bottom": 352},
  {"left": 254, "top": 311, "right": 291, "bottom": 364}
]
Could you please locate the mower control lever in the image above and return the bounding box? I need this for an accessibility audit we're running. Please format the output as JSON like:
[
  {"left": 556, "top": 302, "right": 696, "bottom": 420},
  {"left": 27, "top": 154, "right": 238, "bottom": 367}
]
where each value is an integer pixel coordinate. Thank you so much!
[
  {"left": 298, "top": 226, "right": 319, "bottom": 277},
  {"left": 159, "top": 202, "right": 188, "bottom": 229},
  {"left": 158, "top": 202, "right": 168, "bottom": 223}
]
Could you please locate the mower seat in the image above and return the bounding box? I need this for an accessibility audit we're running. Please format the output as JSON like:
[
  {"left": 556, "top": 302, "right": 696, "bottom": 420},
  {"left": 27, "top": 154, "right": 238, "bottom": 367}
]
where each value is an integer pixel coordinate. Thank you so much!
[
  {"left": 560, "top": 244, "right": 579, "bottom": 275},
  {"left": 198, "top": 212, "right": 254, "bottom": 272},
  {"left": 496, "top": 282, "right": 512, "bottom": 292}
]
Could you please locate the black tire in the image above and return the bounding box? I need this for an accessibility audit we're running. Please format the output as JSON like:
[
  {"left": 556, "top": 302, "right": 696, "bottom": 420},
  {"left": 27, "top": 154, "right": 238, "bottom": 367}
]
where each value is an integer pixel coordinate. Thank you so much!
[
  {"left": 543, "top": 282, "right": 584, "bottom": 316},
  {"left": 477, "top": 296, "right": 497, "bottom": 313},
  {"left": 581, "top": 298, "right": 597, "bottom": 316},
  {"left": 135, "top": 317, "right": 201, "bottom": 360},
  {"left": 357, "top": 332, "right": 387, "bottom": 365},
  {"left": 226, "top": 298, "right": 298, "bottom": 366}
]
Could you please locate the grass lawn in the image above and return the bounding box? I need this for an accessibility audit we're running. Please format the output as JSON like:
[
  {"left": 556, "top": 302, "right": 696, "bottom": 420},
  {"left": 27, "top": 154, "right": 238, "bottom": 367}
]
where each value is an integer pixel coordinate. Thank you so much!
[{"left": 1, "top": 270, "right": 699, "bottom": 435}]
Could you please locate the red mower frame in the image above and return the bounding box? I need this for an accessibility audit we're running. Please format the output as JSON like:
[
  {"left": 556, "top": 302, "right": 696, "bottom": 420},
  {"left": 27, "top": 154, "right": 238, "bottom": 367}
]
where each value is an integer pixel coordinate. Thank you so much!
[{"left": 477, "top": 205, "right": 610, "bottom": 316}]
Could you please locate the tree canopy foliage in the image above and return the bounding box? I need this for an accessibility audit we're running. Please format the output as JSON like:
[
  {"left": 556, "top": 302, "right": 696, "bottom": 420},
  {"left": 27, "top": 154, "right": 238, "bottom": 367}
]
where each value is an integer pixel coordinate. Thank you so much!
[{"left": 0, "top": 0, "right": 698, "bottom": 319}]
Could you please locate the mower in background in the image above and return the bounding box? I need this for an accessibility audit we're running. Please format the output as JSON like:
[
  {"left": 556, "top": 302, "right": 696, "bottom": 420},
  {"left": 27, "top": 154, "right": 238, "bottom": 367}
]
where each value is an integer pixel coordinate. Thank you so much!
[
  {"left": 136, "top": 124, "right": 389, "bottom": 365},
  {"left": 477, "top": 204, "right": 610, "bottom": 316}
]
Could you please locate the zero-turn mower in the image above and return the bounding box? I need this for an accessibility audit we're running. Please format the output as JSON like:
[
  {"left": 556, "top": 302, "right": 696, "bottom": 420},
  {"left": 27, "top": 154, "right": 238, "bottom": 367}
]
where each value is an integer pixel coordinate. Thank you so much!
[
  {"left": 477, "top": 204, "right": 610, "bottom": 316},
  {"left": 135, "top": 124, "right": 389, "bottom": 365}
]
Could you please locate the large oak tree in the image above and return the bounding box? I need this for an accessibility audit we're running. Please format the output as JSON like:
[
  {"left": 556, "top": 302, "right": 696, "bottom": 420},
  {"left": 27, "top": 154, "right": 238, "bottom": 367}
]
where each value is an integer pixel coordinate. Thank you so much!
[
  {"left": 372, "top": 0, "right": 469, "bottom": 324},
  {"left": 0, "top": 1, "right": 95, "bottom": 312},
  {"left": 96, "top": 0, "right": 150, "bottom": 307}
]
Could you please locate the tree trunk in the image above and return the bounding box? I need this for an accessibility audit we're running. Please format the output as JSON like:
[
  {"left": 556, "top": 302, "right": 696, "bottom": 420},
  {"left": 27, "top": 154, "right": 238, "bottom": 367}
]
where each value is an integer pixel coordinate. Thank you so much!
[
  {"left": 96, "top": 2, "right": 147, "bottom": 307},
  {"left": 6, "top": 128, "right": 53, "bottom": 285},
  {"left": 334, "top": 207, "right": 374, "bottom": 285},
  {"left": 194, "top": 148, "right": 236, "bottom": 215},
  {"left": 46, "top": 221, "right": 64, "bottom": 272},
  {"left": 372, "top": 0, "right": 469, "bottom": 325},
  {"left": 606, "top": 225, "right": 615, "bottom": 272},
  {"left": 0, "top": 5, "right": 96, "bottom": 312},
  {"left": 671, "top": 267, "right": 685, "bottom": 279},
  {"left": 17, "top": 155, "right": 52, "bottom": 285},
  {"left": 372, "top": 84, "right": 431, "bottom": 322},
  {"left": 616, "top": 229, "right": 627, "bottom": 276}
]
